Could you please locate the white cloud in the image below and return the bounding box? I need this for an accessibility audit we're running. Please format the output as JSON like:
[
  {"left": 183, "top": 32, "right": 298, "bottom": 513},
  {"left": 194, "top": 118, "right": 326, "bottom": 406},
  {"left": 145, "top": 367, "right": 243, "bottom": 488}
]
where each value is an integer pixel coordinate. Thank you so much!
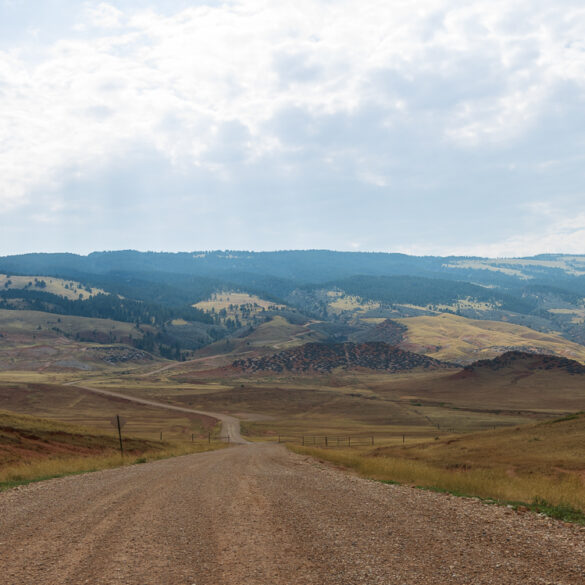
[
  {"left": 398, "top": 211, "right": 585, "bottom": 258},
  {"left": 86, "top": 2, "right": 123, "bottom": 29},
  {"left": 1, "top": 0, "right": 585, "bottom": 254}
]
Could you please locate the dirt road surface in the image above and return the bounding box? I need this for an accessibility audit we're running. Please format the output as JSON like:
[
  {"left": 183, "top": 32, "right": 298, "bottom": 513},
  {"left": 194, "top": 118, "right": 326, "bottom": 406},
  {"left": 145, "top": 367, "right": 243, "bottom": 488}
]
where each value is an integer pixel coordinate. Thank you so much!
[{"left": 1, "top": 443, "right": 585, "bottom": 585}]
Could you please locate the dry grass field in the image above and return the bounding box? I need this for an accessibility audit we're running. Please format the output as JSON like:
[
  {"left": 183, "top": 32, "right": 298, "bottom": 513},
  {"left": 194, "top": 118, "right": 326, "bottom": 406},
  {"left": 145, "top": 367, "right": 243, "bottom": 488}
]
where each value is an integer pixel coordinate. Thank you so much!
[
  {"left": 0, "top": 380, "right": 218, "bottom": 441},
  {"left": 0, "top": 309, "right": 158, "bottom": 373},
  {"left": 194, "top": 291, "right": 286, "bottom": 325},
  {"left": 326, "top": 291, "right": 381, "bottom": 315},
  {"left": 0, "top": 308, "right": 148, "bottom": 342},
  {"left": 190, "top": 315, "right": 325, "bottom": 362},
  {"left": 2, "top": 305, "right": 585, "bottom": 520},
  {"left": 0, "top": 409, "right": 224, "bottom": 489},
  {"left": 292, "top": 412, "right": 585, "bottom": 515},
  {"left": 547, "top": 307, "right": 585, "bottom": 324},
  {"left": 397, "top": 313, "right": 585, "bottom": 363},
  {"left": 0, "top": 274, "right": 106, "bottom": 300}
]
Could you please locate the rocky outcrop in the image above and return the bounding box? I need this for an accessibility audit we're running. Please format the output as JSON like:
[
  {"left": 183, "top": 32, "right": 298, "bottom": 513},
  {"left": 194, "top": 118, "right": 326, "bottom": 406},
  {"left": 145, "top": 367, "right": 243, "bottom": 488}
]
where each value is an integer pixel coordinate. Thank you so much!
[
  {"left": 458, "top": 351, "right": 585, "bottom": 375},
  {"left": 233, "top": 342, "right": 452, "bottom": 373},
  {"left": 86, "top": 346, "right": 154, "bottom": 364}
]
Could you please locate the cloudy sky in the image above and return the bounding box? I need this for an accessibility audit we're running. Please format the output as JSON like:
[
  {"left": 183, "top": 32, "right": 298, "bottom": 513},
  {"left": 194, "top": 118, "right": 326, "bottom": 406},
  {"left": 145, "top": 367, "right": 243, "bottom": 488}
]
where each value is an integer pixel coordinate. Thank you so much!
[{"left": 1, "top": 0, "right": 584, "bottom": 256}]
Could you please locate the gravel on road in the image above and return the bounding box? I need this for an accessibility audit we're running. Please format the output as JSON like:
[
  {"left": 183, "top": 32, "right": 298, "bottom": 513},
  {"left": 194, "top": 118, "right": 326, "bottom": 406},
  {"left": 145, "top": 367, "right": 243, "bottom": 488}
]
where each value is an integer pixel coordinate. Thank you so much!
[{"left": 1, "top": 443, "right": 584, "bottom": 585}]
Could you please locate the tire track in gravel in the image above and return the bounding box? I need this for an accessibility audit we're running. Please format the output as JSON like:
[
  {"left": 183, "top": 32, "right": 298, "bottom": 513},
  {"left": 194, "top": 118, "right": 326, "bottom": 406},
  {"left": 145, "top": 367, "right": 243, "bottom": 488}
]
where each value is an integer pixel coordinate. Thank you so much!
[{"left": 2, "top": 443, "right": 585, "bottom": 585}]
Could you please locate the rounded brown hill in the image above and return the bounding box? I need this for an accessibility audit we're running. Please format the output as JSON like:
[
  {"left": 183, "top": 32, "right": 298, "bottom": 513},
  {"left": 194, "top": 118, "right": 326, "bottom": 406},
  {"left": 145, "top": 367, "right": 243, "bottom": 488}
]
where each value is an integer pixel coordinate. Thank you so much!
[
  {"left": 455, "top": 351, "right": 585, "bottom": 378},
  {"left": 233, "top": 341, "right": 453, "bottom": 373}
]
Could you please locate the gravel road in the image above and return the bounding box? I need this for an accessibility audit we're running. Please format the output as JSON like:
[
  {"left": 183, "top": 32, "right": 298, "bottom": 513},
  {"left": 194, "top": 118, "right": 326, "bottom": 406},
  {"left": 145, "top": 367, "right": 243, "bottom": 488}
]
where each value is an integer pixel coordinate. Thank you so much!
[{"left": 1, "top": 443, "right": 584, "bottom": 585}]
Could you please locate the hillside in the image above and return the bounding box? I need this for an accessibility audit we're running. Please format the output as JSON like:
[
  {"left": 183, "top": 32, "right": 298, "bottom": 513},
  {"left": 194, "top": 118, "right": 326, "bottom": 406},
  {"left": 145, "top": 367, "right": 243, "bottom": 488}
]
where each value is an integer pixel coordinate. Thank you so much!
[
  {"left": 0, "top": 309, "right": 159, "bottom": 372},
  {"left": 233, "top": 342, "right": 453, "bottom": 374},
  {"left": 374, "top": 412, "right": 585, "bottom": 485},
  {"left": 194, "top": 291, "right": 286, "bottom": 326},
  {"left": 3, "top": 250, "right": 585, "bottom": 363},
  {"left": 383, "top": 353, "right": 585, "bottom": 413},
  {"left": 458, "top": 351, "right": 585, "bottom": 376},
  {"left": 396, "top": 313, "right": 585, "bottom": 364},
  {"left": 0, "top": 410, "right": 161, "bottom": 470},
  {"left": 351, "top": 319, "right": 407, "bottom": 345},
  {"left": 0, "top": 274, "right": 106, "bottom": 300}
]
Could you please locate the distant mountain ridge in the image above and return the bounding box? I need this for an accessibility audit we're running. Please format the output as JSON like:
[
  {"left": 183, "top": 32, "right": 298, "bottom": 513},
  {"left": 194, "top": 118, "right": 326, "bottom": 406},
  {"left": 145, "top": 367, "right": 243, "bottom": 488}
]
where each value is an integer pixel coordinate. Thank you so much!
[
  {"left": 233, "top": 342, "right": 453, "bottom": 374},
  {"left": 1, "top": 249, "right": 585, "bottom": 279},
  {"left": 3, "top": 249, "right": 585, "bottom": 361}
]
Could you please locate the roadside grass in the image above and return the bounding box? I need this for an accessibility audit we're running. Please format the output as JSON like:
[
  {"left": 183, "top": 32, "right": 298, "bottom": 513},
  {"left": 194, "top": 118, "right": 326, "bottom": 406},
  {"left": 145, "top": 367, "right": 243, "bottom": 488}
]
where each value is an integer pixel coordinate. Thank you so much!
[
  {"left": 289, "top": 413, "right": 585, "bottom": 521},
  {"left": 0, "top": 441, "right": 227, "bottom": 491},
  {"left": 292, "top": 445, "right": 585, "bottom": 523},
  {"left": 0, "top": 409, "right": 226, "bottom": 490}
]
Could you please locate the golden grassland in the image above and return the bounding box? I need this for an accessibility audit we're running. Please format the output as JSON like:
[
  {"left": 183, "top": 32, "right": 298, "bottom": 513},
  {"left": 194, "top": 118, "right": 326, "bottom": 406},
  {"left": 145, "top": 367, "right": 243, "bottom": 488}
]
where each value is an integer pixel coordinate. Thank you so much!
[
  {"left": 326, "top": 293, "right": 381, "bottom": 315},
  {"left": 397, "top": 313, "right": 585, "bottom": 363},
  {"left": 0, "top": 380, "right": 219, "bottom": 441},
  {"left": 0, "top": 274, "right": 106, "bottom": 300},
  {"left": 7, "top": 349, "right": 583, "bottom": 444},
  {"left": 106, "top": 367, "right": 538, "bottom": 439},
  {"left": 323, "top": 291, "right": 501, "bottom": 321},
  {"left": 3, "top": 312, "right": 585, "bottom": 520},
  {"left": 0, "top": 308, "right": 147, "bottom": 340},
  {"left": 290, "top": 413, "right": 585, "bottom": 514},
  {"left": 251, "top": 316, "right": 324, "bottom": 349},
  {"left": 0, "top": 410, "right": 226, "bottom": 489},
  {"left": 547, "top": 308, "right": 585, "bottom": 324},
  {"left": 191, "top": 315, "right": 324, "bottom": 359},
  {"left": 194, "top": 291, "right": 286, "bottom": 325}
]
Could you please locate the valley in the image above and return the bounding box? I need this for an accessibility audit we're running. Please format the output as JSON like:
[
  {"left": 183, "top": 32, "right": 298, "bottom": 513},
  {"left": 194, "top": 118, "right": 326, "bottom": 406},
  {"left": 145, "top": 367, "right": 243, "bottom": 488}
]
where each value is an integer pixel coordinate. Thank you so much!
[{"left": 2, "top": 250, "right": 585, "bottom": 583}]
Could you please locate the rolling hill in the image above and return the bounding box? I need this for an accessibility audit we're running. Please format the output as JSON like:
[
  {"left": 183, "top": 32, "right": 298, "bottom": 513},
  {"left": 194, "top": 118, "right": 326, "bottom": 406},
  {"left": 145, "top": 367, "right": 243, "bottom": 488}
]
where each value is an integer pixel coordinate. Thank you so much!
[
  {"left": 395, "top": 313, "right": 585, "bottom": 364},
  {"left": 2, "top": 250, "right": 585, "bottom": 365}
]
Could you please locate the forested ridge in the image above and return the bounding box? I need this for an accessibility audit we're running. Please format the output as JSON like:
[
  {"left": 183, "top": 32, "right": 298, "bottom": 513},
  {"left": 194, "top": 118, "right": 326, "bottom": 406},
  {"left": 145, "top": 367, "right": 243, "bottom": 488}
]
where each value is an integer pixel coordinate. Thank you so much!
[{"left": 2, "top": 250, "right": 585, "bottom": 360}]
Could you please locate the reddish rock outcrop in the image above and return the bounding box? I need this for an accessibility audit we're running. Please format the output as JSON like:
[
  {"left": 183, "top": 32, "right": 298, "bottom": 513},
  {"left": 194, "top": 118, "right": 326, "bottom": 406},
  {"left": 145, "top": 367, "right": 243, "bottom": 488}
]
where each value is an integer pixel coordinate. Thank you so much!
[{"left": 233, "top": 342, "right": 453, "bottom": 374}]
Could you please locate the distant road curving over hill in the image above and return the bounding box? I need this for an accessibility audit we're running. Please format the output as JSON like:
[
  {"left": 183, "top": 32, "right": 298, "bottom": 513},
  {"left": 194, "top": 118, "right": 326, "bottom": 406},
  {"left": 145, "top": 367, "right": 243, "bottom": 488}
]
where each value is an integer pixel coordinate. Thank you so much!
[{"left": 65, "top": 381, "right": 247, "bottom": 444}]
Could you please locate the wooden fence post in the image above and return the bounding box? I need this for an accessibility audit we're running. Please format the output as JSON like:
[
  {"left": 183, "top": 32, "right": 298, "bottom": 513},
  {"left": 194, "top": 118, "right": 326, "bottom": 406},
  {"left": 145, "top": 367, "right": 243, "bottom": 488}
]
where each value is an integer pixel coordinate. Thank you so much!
[{"left": 116, "top": 415, "right": 124, "bottom": 457}]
